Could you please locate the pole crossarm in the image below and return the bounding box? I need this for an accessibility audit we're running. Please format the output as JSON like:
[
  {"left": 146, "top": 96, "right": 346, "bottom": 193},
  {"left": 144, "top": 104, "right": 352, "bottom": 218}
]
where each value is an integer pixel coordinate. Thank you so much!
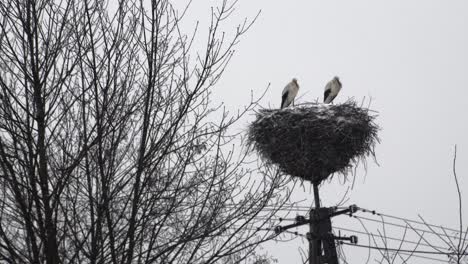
[
  {"left": 328, "top": 204, "right": 359, "bottom": 218},
  {"left": 272, "top": 204, "right": 359, "bottom": 264},
  {"left": 273, "top": 204, "right": 359, "bottom": 235}
]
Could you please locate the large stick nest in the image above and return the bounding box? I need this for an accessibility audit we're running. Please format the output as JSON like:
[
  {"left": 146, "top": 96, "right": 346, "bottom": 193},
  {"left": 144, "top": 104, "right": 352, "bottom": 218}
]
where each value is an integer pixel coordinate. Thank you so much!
[{"left": 248, "top": 101, "right": 379, "bottom": 184}]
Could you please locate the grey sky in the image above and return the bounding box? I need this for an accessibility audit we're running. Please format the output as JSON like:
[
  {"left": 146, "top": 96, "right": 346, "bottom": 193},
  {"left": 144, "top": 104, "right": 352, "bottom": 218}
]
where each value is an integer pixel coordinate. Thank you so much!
[{"left": 179, "top": 1, "right": 468, "bottom": 263}]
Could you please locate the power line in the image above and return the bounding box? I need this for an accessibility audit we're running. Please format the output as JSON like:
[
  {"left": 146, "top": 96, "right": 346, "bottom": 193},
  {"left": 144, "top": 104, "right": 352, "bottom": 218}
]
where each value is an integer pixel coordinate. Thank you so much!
[
  {"left": 283, "top": 230, "right": 307, "bottom": 238},
  {"left": 340, "top": 242, "right": 450, "bottom": 263},
  {"left": 264, "top": 227, "right": 463, "bottom": 262},
  {"left": 352, "top": 215, "right": 463, "bottom": 241},
  {"left": 257, "top": 226, "right": 460, "bottom": 263},
  {"left": 359, "top": 207, "right": 468, "bottom": 236},
  {"left": 227, "top": 203, "right": 468, "bottom": 237},
  {"left": 248, "top": 211, "right": 463, "bottom": 251},
  {"left": 257, "top": 204, "right": 468, "bottom": 236},
  {"left": 338, "top": 241, "right": 467, "bottom": 256},
  {"left": 248, "top": 215, "right": 297, "bottom": 222},
  {"left": 248, "top": 214, "right": 461, "bottom": 250},
  {"left": 333, "top": 226, "right": 449, "bottom": 251},
  {"left": 249, "top": 209, "right": 465, "bottom": 243},
  {"left": 171, "top": 202, "right": 468, "bottom": 237},
  {"left": 395, "top": 251, "right": 453, "bottom": 263},
  {"left": 223, "top": 204, "right": 312, "bottom": 212},
  {"left": 269, "top": 225, "right": 452, "bottom": 254},
  {"left": 215, "top": 202, "right": 468, "bottom": 262}
]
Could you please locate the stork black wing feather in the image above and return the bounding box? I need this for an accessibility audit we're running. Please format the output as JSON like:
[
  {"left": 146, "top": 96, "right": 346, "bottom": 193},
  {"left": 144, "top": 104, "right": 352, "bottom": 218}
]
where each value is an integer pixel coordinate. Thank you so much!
[
  {"left": 281, "top": 91, "right": 288, "bottom": 109},
  {"left": 324, "top": 89, "right": 331, "bottom": 103}
]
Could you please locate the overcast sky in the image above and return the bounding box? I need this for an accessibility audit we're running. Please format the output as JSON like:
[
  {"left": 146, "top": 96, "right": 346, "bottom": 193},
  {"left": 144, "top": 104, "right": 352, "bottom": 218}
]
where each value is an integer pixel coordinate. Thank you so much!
[{"left": 177, "top": 1, "right": 468, "bottom": 263}]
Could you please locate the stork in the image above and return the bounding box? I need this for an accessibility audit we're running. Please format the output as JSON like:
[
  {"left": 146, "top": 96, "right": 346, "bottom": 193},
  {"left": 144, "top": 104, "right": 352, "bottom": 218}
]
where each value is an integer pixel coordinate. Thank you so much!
[
  {"left": 323, "top": 76, "right": 342, "bottom": 104},
  {"left": 281, "top": 78, "right": 300, "bottom": 109}
]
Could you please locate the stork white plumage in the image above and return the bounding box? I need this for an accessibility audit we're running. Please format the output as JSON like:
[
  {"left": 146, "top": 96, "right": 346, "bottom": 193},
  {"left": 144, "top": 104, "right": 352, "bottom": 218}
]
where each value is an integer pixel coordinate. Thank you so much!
[
  {"left": 281, "top": 78, "right": 300, "bottom": 109},
  {"left": 323, "top": 76, "right": 342, "bottom": 104}
]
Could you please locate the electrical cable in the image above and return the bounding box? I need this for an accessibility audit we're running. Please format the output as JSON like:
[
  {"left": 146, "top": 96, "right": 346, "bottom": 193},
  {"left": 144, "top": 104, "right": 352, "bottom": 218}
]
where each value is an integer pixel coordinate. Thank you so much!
[
  {"left": 339, "top": 241, "right": 467, "bottom": 256},
  {"left": 339, "top": 242, "right": 450, "bottom": 263},
  {"left": 358, "top": 207, "right": 468, "bottom": 236},
  {"left": 333, "top": 226, "right": 449, "bottom": 251},
  {"left": 352, "top": 215, "right": 463, "bottom": 241}
]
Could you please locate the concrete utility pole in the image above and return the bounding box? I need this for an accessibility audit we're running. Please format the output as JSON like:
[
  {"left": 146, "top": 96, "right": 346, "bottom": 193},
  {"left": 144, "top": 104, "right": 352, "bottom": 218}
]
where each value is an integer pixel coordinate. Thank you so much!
[
  {"left": 309, "top": 207, "right": 339, "bottom": 264},
  {"left": 309, "top": 183, "right": 340, "bottom": 264},
  {"left": 273, "top": 189, "right": 358, "bottom": 264},
  {"left": 307, "top": 183, "right": 358, "bottom": 264},
  {"left": 310, "top": 183, "right": 321, "bottom": 264}
]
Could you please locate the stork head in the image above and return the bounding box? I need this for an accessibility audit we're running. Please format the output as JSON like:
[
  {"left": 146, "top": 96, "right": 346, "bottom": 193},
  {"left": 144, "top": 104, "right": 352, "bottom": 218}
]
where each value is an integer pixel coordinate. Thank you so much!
[
  {"left": 334, "top": 76, "right": 341, "bottom": 86},
  {"left": 292, "top": 78, "right": 299, "bottom": 87}
]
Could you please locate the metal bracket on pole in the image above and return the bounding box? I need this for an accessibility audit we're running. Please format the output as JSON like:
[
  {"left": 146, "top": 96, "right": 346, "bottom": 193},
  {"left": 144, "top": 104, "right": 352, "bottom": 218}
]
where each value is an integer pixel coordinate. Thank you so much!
[
  {"left": 272, "top": 204, "right": 360, "bottom": 264},
  {"left": 329, "top": 204, "right": 358, "bottom": 218},
  {"left": 334, "top": 235, "right": 358, "bottom": 244}
]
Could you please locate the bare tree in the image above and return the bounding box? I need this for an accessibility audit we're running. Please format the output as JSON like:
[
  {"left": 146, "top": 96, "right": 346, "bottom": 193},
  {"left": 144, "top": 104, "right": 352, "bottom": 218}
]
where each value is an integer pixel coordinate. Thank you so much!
[
  {"left": 340, "top": 145, "right": 468, "bottom": 264},
  {"left": 408, "top": 145, "right": 468, "bottom": 264},
  {"left": 0, "top": 0, "right": 291, "bottom": 263}
]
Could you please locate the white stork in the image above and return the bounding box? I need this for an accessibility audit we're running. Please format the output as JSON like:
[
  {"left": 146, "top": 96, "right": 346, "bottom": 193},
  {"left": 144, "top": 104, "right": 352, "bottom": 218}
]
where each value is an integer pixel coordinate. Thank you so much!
[
  {"left": 281, "top": 78, "right": 300, "bottom": 109},
  {"left": 323, "top": 76, "right": 342, "bottom": 104}
]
